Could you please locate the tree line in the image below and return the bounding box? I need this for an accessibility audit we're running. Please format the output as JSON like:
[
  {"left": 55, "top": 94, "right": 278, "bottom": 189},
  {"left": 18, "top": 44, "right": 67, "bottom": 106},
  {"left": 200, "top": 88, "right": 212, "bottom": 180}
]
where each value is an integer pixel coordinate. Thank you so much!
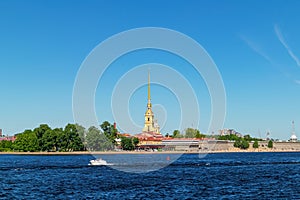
[
  {"left": 0, "top": 124, "right": 85, "bottom": 152},
  {"left": 171, "top": 128, "right": 206, "bottom": 139},
  {"left": 0, "top": 121, "right": 139, "bottom": 152}
]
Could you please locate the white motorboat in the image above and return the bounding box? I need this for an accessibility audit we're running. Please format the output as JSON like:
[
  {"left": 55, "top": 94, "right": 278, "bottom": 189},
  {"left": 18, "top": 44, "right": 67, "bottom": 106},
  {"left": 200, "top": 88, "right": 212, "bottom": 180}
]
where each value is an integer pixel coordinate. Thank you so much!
[{"left": 89, "top": 158, "right": 112, "bottom": 166}]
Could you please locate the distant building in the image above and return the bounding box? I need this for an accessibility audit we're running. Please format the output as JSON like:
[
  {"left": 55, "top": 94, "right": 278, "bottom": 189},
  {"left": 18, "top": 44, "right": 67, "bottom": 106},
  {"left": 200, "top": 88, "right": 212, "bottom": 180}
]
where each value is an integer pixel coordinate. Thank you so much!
[
  {"left": 290, "top": 134, "right": 298, "bottom": 142},
  {"left": 0, "top": 136, "right": 16, "bottom": 141},
  {"left": 0, "top": 129, "right": 16, "bottom": 141},
  {"left": 162, "top": 138, "right": 202, "bottom": 151},
  {"left": 219, "top": 129, "right": 242, "bottom": 137}
]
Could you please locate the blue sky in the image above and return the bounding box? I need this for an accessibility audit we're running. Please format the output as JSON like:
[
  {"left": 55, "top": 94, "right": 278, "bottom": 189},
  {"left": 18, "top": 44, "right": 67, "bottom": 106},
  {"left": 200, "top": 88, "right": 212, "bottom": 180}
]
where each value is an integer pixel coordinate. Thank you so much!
[{"left": 1, "top": 0, "right": 300, "bottom": 140}]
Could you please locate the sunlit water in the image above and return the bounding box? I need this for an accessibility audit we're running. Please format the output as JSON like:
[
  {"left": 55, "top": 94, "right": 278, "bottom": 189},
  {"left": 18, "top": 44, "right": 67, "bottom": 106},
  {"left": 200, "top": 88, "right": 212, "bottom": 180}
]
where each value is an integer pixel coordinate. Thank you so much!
[{"left": 0, "top": 152, "right": 299, "bottom": 199}]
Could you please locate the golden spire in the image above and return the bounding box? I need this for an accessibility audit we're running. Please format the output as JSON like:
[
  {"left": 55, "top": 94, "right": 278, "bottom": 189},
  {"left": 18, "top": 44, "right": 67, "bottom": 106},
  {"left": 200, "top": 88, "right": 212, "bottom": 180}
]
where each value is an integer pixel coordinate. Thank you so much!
[{"left": 148, "top": 70, "right": 151, "bottom": 101}]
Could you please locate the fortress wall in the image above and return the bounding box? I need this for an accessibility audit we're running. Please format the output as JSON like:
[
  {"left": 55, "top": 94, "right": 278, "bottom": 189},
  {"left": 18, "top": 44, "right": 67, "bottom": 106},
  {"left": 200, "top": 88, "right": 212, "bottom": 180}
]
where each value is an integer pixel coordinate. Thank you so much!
[
  {"left": 164, "top": 140, "right": 300, "bottom": 152},
  {"left": 253, "top": 141, "right": 300, "bottom": 151},
  {"left": 199, "top": 141, "right": 300, "bottom": 151},
  {"left": 199, "top": 141, "right": 233, "bottom": 151},
  {"left": 273, "top": 142, "right": 300, "bottom": 150}
]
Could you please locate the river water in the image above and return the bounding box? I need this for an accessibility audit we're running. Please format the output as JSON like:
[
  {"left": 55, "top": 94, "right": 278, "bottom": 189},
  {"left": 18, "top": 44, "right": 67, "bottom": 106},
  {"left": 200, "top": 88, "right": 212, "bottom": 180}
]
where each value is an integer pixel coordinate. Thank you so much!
[{"left": 0, "top": 152, "right": 299, "bottom": 199}]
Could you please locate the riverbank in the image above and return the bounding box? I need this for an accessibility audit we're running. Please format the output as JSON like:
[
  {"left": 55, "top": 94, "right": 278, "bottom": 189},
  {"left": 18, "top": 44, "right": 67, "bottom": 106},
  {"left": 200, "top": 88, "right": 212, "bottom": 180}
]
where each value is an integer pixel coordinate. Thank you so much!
[{"left": 1, "top": 148, "right": 300, "bottom": 155}]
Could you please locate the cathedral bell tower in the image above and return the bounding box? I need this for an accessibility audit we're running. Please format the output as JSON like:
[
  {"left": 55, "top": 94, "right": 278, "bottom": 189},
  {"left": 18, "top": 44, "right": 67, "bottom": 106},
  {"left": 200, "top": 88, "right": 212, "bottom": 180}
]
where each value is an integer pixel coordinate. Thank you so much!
[{"left": 142, "top": 71, "right": 160, "bottom": 134}]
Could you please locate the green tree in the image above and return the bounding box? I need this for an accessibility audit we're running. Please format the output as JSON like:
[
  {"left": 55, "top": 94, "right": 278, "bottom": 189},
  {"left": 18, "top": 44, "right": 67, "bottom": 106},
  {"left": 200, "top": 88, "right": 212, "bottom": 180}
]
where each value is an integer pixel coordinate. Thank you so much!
[
  {"left": 185, "top": 128, "right": 197, "bottom": 138},
  {"left": 60, "top": 124, "right": 84, "bottom": 151},
  {"left": 0, "top": 140, "right": 13, "bottom": 151},
  {"left": 41, "top": 129, "right": 58, "bottom": 151},
  {"left": 34, "top": 124, "right": 51, "bottom": 151},
  {"left": 86, "top": 126, "right": 101, "bottom": 151},
  {"left": 195, "top": 131, "right": 206, "bottom": 139},
  {"left": 244, "top": 134, "right": 251, "bottom": 141},
  {"left": 240, "top": 140, "right": 249, "bottom": 149},
  {"left": 100, "top": 121, "right": 118, "bottom": 145},
  {"left": 86, "top": 126, "right": 113, "bottom": 151},
  {"left": 9, "top": 124, "right": 88, "bottom": 152},
  {"left": 218, "top": 134, "right": 240, "bottom": 141},
  {"left": 121, "top": 137, "right": 134, "bottom": 150},
  {"left": 234, "top": 138, "right": 242, "bottom": 148},
  {"left": 234, "top": 138, "right": 249, "bottom": 149},
  {"left": 132, "top": 137, "right": 139, "bottom": 147},
  {"left": 172, "top": 130, "right": 182, "bottom": 138},
  {"left": 51, "top": 128, "right": 64, "bottom": 151},
  {"left": 253, "top": 140, "right": 259, "bottom": 148},
  {"left": 75, "top": 124, "right": 86, "bottom": 144},
  {"left": 13, "top": 130, "right": 39, "bottom": 152},
  {"left": 184, "top": 128, "right": 205, "bottom": 138},
  {"left": 267, "top": 140, "right": 273, "bottom": 148}
]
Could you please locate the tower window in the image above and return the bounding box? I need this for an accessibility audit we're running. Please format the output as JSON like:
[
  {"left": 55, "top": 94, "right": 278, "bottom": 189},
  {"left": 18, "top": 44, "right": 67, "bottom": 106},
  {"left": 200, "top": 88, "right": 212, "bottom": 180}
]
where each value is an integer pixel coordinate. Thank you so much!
[{"left": 148, "top": 118, "right": 150, "bottom": 121}]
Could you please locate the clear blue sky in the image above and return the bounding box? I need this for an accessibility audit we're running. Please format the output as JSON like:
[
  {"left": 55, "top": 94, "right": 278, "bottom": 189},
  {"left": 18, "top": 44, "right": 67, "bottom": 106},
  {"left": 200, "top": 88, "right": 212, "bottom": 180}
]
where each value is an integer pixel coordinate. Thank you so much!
[{"left": 1, "top": 0, "right": 300, "bottom": 140}]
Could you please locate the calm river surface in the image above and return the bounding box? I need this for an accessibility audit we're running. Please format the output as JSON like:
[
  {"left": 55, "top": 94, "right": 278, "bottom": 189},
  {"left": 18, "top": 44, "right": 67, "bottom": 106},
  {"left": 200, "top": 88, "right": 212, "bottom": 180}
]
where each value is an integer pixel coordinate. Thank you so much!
[{"left": 0, "top": 152, "right": 299, "bottom": 199}]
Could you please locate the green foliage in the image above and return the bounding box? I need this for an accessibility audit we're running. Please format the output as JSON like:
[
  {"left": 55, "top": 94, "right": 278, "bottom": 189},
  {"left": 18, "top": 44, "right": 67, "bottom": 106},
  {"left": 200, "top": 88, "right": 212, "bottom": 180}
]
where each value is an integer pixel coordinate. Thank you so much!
[
  {"left": 184, "top": 128, "right": 206, "bottom": 138},
  {"left": 0, "top": 140, "right": 13, "bottom": 152},
  {"left": 86, "top": 126, "right": 113, "bottom": 151},
  {"left": 195, "top": 131, "right": 206, "bottom": 139},
  {"left": 4, "top": 121, "right": 123, "bottom": 152},
  {"left": 41, "top": 128, "right": 59, "bottom": 151},
  {"left": 253, "top": 140, "right": 259, "bottom": 148},
  {"left": 241, "top": 140, "right": 250, "bottom": 149},
  {"left": 244, "top": 134, "right": 262, "bottom": 142},
  {"left": 185, "top": 128, "right": 197, "bottom": 138},
  {"left": 132, "top": 137, "right": 139, "bottom": 147},
  {"left": 100, "top": 121, "right": 118, "bottom": 145},
  {"left": 218, "top": 134, "right": 262, "bottom": 142},
  {"left": 243, "top": 134, "right": 251, "bottom": 141},
  {"left": 11, "top": 124, "right": 85, "bottom": 152},
  {"left": 121, "top": 137, "right": 134, "bottom": 150},
  {"left": 121, "top": 137, "right": 139, "bottom": 151},
  {"left": 172, "top": 130, "right": 182, "bottom": 138},
  {"left": 76, "top": 124, "right": 86, "bottom": 143},
  {"left": 234, "top": 138, "right": 249, "bottom": 149},
  {"left": 218, "top": 134, "right": 240, "bottom": 141},
  {"left": 233, "top": 139, "right": 241, "bottom": 148},
  {"left": 13, "top": 129, "right": 38, "bottom": 152},
  {"left": 61, "top": 124, "right": 85, "bottom": 151},
  {"left": 267, "top": 140, "right": 273, "bottom": 148},
  {"left": 34, "top": 124, "right": 51, "bottom": 151}
]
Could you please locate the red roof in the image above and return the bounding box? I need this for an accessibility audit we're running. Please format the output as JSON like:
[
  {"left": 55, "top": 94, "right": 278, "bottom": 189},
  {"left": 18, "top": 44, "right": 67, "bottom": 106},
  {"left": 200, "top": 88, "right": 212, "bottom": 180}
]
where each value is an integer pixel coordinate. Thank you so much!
[
  {"left": 118, "top": 133, "right": 132, "bottom": 137},
  {"left": 0, "top": 136, "right": 16, "bottom": 141},
  {"left": 135, "top": 131, "right": 165, "bottom": 141}
]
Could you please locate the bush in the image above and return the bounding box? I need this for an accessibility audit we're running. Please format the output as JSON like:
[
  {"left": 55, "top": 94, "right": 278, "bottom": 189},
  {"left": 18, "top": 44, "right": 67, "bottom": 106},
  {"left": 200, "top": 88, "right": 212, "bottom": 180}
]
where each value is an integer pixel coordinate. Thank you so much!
[
  {"left": 253, "top": 140, "right": 259, "bottom": 148},
  {"left": 234, "top": 138, "right": 249, "bottom": 149},
  {"left": 267, "top": 140, "right": 273, "bottom": 148},
  {"left": 234, "top": 139, "right": 242, "bottom": 148},
  {"left": 240, "top": 140, "right": 249, "bottom": 149}
]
